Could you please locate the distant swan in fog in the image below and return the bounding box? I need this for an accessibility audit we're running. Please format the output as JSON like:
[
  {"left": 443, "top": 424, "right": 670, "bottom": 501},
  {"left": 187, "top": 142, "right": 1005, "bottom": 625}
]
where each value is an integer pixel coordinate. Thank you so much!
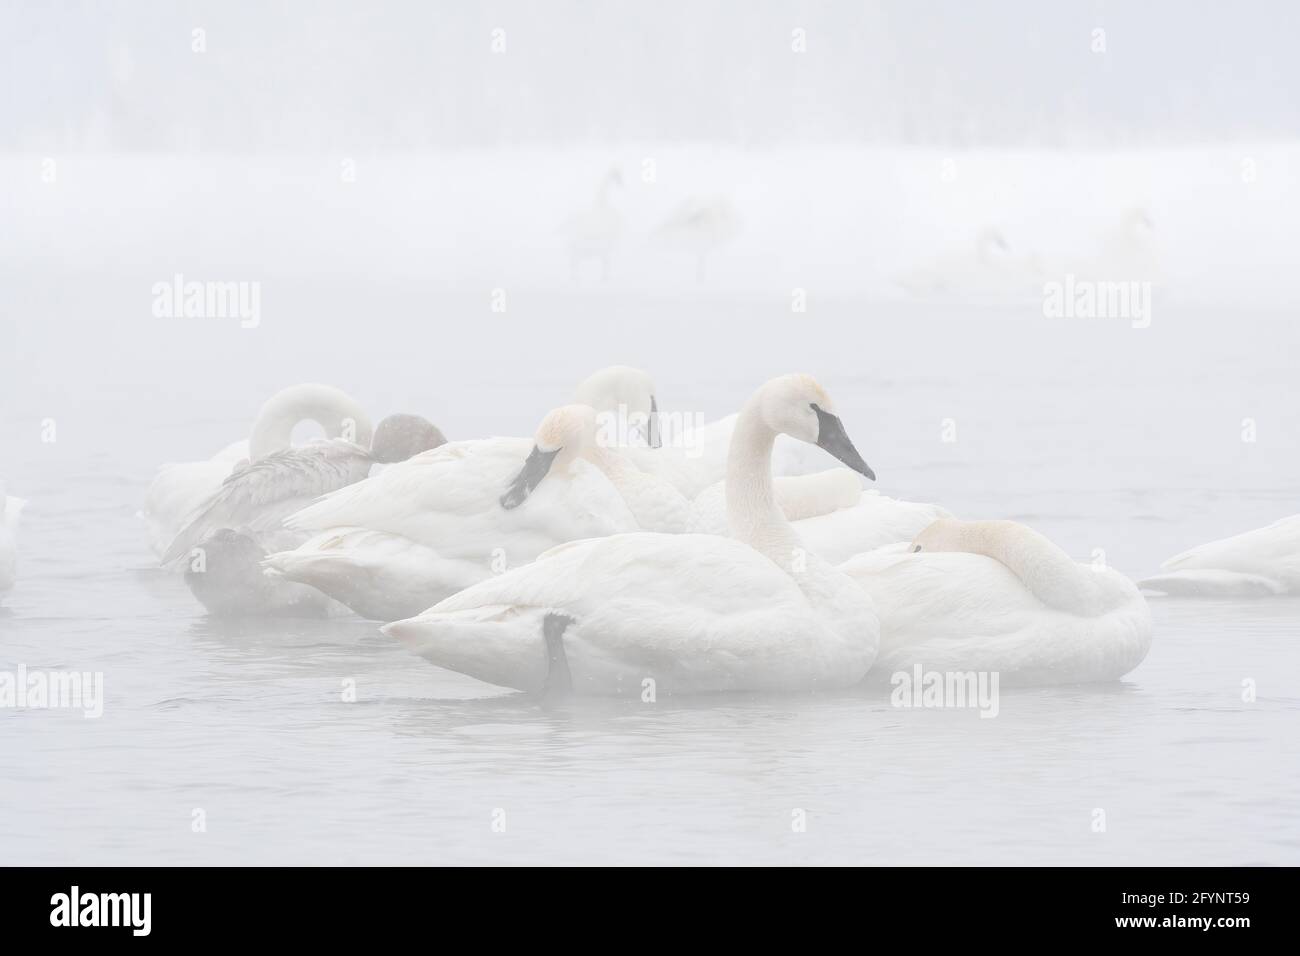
[
  {"left": 383, "top": 374, "right": 880, "bottom": 697},
  {"left": 1, "top": 484, "right": 25, "bottom": 602},
  {"left": 168, "top": 413, "right": 445, "bottom": 617},
  {"left": 141, "top": 384, "right": 377, "bottom": 558},
  {"left": 896, "top": 227, "right": 1041, "bottom": 299},
  {"left": 1139, "top": 515, "right": 1300, "bottom": 597},
  {"left": 653, "top": 195, "right": 742, "bottom": 281},
  {"left": 561, "top": 166, "right": 623, "bottom": 281},
  {"left": 263, "top": 404, "right": 648, "bottom": 621},
  {"left": 840, "top": 518, "right": 1153, "bottom": 685}
]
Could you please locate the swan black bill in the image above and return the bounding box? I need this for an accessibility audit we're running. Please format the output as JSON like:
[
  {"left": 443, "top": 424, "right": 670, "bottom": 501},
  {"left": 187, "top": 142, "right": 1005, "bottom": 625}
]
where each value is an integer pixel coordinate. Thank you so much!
[
  {"left": 500, "top": 445, "right": 562, "bottom": 510},
  {"left": 811, "top": 403, "right": 875, "bottom": 481},
  {"left": 648, "top": 395, "right": 661, "bottom": 448}
]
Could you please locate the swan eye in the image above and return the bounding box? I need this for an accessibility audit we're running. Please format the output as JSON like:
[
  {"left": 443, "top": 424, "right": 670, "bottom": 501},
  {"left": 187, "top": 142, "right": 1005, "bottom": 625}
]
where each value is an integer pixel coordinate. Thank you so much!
[{"left": 912, "top": 545, "right": 922, "bottom": 553}]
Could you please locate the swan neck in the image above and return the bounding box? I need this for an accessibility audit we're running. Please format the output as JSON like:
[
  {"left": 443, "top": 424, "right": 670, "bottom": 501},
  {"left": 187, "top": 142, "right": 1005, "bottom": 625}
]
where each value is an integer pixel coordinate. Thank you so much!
[
  {"left": 725, "top": 397, "right": 796, "bottom": 560},
  {"left": 248, "top": 385, "right": 374, "bottom": 460},
  {"left": 959, "top": 521, "right": 1115, "bottom": 614}
]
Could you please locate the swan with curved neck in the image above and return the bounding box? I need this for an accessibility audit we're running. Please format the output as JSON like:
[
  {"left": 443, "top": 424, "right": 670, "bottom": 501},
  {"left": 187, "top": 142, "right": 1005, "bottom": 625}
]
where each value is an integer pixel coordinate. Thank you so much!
[
  {"left": 247, "top": 383, "right": 374, "bottom": 462},
  {"left": 383, "top": 374, "right": 880, "bottom": 696},
  {"left": 841, "top": 517, "right": 1152, "bottom": 685},
  {"left": 141, "top": 383, "right": 375, "bottom": 558}
]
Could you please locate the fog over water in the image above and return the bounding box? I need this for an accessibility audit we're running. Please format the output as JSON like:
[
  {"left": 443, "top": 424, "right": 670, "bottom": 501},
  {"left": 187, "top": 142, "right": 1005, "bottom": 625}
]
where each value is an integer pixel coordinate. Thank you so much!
[{"left": 1, "top": 1, "right": 1297, "bottom": 864}]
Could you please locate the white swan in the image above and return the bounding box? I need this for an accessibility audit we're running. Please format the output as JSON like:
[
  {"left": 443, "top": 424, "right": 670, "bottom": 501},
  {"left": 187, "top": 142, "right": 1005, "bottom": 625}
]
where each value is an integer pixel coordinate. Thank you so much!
[
  {"left": 382, "top": 374, "right": 880, "bottom": 697},
  {"left": 692, "top": 467, "right": 952, "bottom": 560},
  {"left": 140, "top": 383, "right": 376, "bottom": 557},
  {"left": 653, "top": 195, "right": 742, "bottom": 281},
  {"left": 167, "top": 413, "right": 445, "bottom": 617},
  {"left": 562, "top": 166, "right": 623, "bottom": 281},
  {"left": 1139, "top": 515, "right": 1300, "bottom": 597},
  {"left": 896, "top": 227, "right": 1042, "bottom": 300},
  {"left": 263, "top": 405, "right": 646, "bottom": 621},
  {"left": 840, "top": 518, "right": 1152, "bottom": 685},
  {"left": 1, "top": 485, "right": 25, "bottom": 603}
]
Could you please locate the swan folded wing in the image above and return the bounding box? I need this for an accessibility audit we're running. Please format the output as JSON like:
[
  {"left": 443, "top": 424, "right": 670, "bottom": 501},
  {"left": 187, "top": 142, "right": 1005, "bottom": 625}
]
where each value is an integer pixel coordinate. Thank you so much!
[
  {"left": 284, "top": 439, "right": 637, "bottom": 550},
  {"left": 161, "top": 440, "right": 373, "bottom": 565},
  {"left": 390, "top": 533, "right": 849, "bottom": 695},
  {"left": 1160, "top": 515, "right": 1300, "bottom": 582}
]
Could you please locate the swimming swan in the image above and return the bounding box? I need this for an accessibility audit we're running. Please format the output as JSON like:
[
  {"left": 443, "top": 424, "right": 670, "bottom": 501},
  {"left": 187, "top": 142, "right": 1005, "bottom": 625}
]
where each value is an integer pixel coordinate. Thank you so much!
[
  {"left": 167, "top": 413, "right": 445, "bottom": 617},
  {"left": 382, "top": 374, "right": 880, "bottom": 696},
  {"left": 1, "top": 485, "right": 25, "bottom": 602},
  {"left": 140, "top": 383, "right": 375, "bottom": 558},
  {"left": 262, "top": 405, "right": 647, "bottom": 621},
  {"left": 1139, "top": 515, "right": 1300, "bottom": 597},
  {"left": 840, "top": 518, "right": 1152, "bottom": 685}
]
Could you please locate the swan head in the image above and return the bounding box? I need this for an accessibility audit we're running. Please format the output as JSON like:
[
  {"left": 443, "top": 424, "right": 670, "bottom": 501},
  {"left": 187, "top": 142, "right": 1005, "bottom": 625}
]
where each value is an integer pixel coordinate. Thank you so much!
[
  {"left": 370, "top": 414, "right": 447, "bottom": 464},
  {"left": 758, "top": 375, "right": 875, "bottom": 481},
  {"left": 573, "top": 365, "right": 659, "bottom": 448},
  {"left": 500, "top": 404, "right": 597, "bottom": 510}
]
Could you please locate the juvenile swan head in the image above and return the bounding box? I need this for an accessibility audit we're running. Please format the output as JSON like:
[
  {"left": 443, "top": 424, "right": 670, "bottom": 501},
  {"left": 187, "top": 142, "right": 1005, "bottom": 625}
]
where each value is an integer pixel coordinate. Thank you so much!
[
  {"left": 500, "top": 405, "right": 598, "bottom": 510},
  {"left": 573, "top": 365, "right": 659, "bottom": 448},
  {"left": 371, "top": 414, "right": 446, "bottom": 464}
]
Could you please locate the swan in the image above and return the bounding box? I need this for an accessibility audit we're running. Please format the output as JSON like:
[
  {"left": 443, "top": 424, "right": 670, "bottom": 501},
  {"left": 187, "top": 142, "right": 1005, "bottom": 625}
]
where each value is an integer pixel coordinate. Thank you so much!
[
  {"left": 561, "top": 166, "right": 623, "bottom": 281},
  {"left": 382, "top": 374, "right": 880, "bottom": 697},
  {"left": 140, "top": 383, "right": 375, "bottom": 558},
  {"left": 692, "top": 467, "right": 952, "bottom": 560},
  {"left": 1, "top": 484, "right": 25, "bottom": 603},
  {"left": 263, "top": 405, "right": 648, "bottom": 621},
  {"left": 1139, "top": 515, "right": 1300, "bottom": 597},
  {"left": 653, "top": 195, "right": 742, "bottom": 281},
  {"left": 573, "top": 364, "right": 660, "bottom": 448},
  {"left": 166, "top": 413, "right": 446, "bottom": 617},
  {"left": 896, "top": 227, "right": 1042, "bottom": 299},
  {"left": 840, "top": 518, "right": 1152, "bottom": 685}
]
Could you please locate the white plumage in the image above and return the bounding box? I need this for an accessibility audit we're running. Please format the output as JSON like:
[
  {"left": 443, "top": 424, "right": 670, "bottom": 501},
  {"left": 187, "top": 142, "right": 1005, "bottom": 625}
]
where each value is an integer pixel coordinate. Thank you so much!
[
  {"left": 841, "top": 519, "right": 1152, "bottom": 685},
  {"left": 1140, "top": 515, "right": 1300, "bottom": 596},
  {"left": 384, "top": 374, "right": 881, "bottom": 696}
]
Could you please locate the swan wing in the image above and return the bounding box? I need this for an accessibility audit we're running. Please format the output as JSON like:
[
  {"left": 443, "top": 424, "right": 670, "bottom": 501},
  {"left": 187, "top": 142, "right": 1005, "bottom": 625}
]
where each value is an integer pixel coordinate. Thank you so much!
[
  {"left": 1155, "top": 515, "right": 1300, "bottom": 591},
  {"left": 162, "top": 440, "right": 373, "bottom": 565},
  {"left": 842, "top": 547, "right": 1151, "bottom": 684},
  {"left": 388, "top": 533, "right": 874, "bottom": 695}
]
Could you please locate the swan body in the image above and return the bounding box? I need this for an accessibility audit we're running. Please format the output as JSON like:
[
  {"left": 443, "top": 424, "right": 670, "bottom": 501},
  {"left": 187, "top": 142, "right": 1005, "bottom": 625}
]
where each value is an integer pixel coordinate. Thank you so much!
[
  {"left": 896, "top": 227, "right": 1042, "bottom": 300},
  {"left": 384, "top": 374, "right": 880, "bottom": 696},
  {"left": 1, "top": 488, "right": 25, "bottom": 601},
  {"left": 562, "top": 166, "right": 623, "bottom": 281},
  {"left": 1139, "top": 515, "right": 1300, "bottom": 597},
  {"left": 841, "top": 519, "right": 1152, "bottom": 685},
  {"left": 141, "top": 384, "right": 376, "bottom": 558},
  {"left": 693, "top": 468, "right": 952, "bottom": 560},
  {"left": 264, "top": 415, "right": 643, "bottom": 621},
  {"left": 626, "top": 411, "right": 834, "bottom": 498},
  {"left": 653, "top": 195, "right": 742, "bottom": 281},
  {"left": 169, "top": 412, "right": 444, "bottom": 617}
]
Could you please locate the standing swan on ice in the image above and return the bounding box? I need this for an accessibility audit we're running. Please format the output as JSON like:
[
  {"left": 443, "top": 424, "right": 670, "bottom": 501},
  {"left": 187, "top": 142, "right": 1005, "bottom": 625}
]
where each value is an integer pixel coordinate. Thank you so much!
[
  {"left": 840, "top": 518, "right": 1152, "bottom": 685},
  {"left": 140, "top": 383, "right": 376, "bottom": 558},
  {"left": 1, "top": 483, "right": 25, "bottom": 604},
  {"left": 384, "top": 374, "right": 880, "bottom": 697},
  {"left": 653, "top": 195, "right": 742, "bottom": 282},
  {"left": 1139, "top": 515, "right": 1300, "bottom": 596}
]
